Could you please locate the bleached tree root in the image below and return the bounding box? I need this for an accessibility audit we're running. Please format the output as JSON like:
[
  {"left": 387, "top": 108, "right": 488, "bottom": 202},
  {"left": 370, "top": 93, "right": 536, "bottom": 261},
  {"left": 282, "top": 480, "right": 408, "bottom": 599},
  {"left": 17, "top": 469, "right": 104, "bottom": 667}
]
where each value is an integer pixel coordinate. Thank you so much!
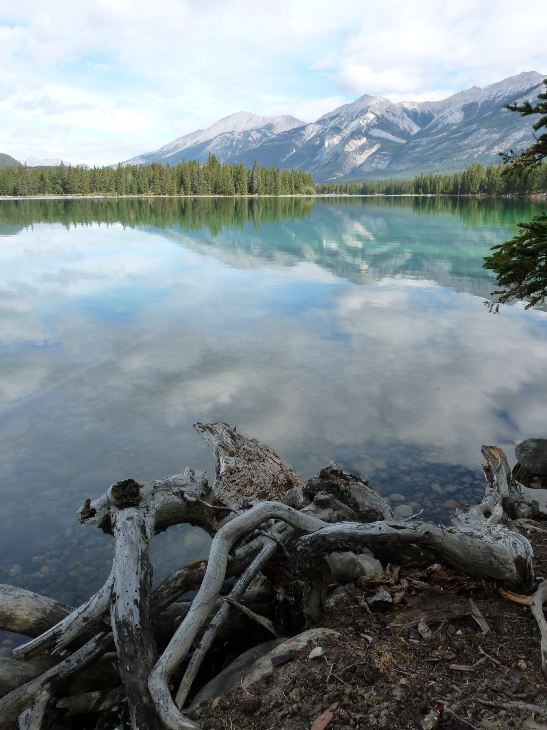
[
  {"left": 110, "top": 507, "right": 161, "bottom": 730},
  {"left": 13, "top": 578, "right": 112, "bottom": 660},
  {"left": 1, "top": 426, "right": 538, "bottom": 730},
  {"left": 55, "top": 686, "right": 124, "bottom": 717},
  {"left": 17, "top": 688, "right": 51, "bottom": 730},
  {"left": 175, "top": 533, "right": 279, "bottom": 709},
  {"left": 0, "top": 585, "right": 72, "bottom": 639},
  {"left": 531, "top": 580, "right": 547, "bottom": 672},
  {"left": 0, "top": 657, "right": 59, "bottom": 699},
  {"left": 193, "top": 422, "right": 305, "bottom": 505},
  {"left": 0, "top": 633, "right": 113, "bottom": 730},
  {"left": 149, "top": 502, "right": 327, "bottom": 729},
  {"left": 296, "top": 518, "right": 533, "bottom": 588}
]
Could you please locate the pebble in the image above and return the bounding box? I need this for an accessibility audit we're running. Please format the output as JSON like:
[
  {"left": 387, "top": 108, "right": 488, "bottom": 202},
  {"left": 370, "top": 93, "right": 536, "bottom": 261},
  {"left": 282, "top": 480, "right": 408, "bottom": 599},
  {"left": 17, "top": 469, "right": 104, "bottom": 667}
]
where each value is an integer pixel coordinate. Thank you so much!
[
  {"left": 442, "top": 500, "right": 460, "bottom": 510},
  {"left": 389, "top": 493, "right": 406, "bottom": 503},
  {"left": 369, "top": 590, "right": 392, "bottom": 604},
  {"left": 309, "top": 646, "right": 324, "bottom": 659},
  {"left": 394, "top": 504, "right": 413, "bottom": 518}
]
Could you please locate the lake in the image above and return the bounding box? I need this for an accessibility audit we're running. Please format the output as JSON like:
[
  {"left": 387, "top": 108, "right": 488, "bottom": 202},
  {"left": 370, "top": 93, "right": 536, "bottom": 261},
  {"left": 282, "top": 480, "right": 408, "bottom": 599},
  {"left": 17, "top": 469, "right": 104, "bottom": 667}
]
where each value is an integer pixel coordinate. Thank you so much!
[{"left": 0, "top": 196, "right": 546, "bottom": 641}]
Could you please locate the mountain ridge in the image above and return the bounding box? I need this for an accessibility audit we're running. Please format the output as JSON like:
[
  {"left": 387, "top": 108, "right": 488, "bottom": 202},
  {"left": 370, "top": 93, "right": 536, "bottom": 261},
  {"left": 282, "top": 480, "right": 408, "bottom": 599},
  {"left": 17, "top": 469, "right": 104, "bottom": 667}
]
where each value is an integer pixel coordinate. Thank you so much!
[
  {"left": 125, "top": 112, "right": 305, "bottom": 167},
  {"left": 123, "top": 72, "right": 545, "bottom": 182},
  {"left": 0, "top": 153, "right": 20, "bottom": 169}
]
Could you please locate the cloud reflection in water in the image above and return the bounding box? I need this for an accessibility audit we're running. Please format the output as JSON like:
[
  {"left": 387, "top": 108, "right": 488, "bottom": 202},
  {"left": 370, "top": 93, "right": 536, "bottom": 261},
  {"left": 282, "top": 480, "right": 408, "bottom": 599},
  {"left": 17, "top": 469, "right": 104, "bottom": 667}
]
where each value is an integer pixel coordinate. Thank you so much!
[{"left": 0, "top": 197, "right": 546, "bottom": 607}]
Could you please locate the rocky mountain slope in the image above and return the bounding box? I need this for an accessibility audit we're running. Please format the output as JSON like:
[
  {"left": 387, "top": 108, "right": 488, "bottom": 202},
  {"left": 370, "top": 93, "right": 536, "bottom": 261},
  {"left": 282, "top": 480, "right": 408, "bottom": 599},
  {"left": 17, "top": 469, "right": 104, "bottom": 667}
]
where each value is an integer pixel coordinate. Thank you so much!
[
  {"left": 124, "top": 112, "right": 305, "bottom": 168},
  {"left": 125, "top": 72, "right": 545, "bottom": 182}
]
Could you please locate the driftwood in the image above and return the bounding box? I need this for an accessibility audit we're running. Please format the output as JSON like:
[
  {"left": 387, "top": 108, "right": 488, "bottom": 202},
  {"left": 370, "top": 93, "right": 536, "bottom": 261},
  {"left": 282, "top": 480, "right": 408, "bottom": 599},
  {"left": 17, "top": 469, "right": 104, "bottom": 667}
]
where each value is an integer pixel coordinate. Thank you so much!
[
  {"left": 531, "top": 580, "right": 547, "bottom": 671},
  {"left": 174, "top": 535, "right": 278, "bottom": 710},
  {"left": 55, "top": 686, "right": 123, "bottom": 717},
  {"left": 0, "top": 585, "right": 72, "bottom": 639},
  {"left": 0, "top": 633, "right": 113, "bottom": 730},
  {"left": 0, "top": 424, "right": 540, "bottom": 730}
]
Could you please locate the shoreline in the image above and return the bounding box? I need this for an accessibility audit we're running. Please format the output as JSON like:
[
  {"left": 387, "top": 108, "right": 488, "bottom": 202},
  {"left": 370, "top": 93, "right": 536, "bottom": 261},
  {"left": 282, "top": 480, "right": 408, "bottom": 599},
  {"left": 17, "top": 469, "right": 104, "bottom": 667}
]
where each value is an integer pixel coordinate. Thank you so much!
[{"left": 0, "top": 192, "right": 545, "bottom": 201}]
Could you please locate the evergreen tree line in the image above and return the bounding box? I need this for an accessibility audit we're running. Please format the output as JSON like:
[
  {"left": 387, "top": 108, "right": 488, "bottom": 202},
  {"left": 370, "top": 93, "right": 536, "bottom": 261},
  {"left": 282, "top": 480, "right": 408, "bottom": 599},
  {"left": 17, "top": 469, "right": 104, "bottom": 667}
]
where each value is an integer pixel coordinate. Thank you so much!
[
  {"left": 316, "top": 161, "right": 547, "bottom": 196},
  {"left": 0, "top": 156, "right": 316, "bottom": 197}
]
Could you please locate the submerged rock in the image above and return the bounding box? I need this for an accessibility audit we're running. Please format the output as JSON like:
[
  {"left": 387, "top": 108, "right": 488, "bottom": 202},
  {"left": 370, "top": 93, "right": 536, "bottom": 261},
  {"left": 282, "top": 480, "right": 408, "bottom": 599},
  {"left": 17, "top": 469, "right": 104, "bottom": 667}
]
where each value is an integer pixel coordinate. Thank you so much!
[{"left": 394, "top": 504, "right": 413, "bottom": 518}]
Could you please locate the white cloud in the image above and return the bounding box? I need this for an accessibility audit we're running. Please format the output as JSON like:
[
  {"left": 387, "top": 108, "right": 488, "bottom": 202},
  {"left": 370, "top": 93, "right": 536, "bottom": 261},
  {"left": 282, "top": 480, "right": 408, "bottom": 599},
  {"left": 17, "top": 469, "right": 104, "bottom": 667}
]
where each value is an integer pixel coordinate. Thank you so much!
[{"left": 0, "top": 0, "right": 545, "bottom": 164}]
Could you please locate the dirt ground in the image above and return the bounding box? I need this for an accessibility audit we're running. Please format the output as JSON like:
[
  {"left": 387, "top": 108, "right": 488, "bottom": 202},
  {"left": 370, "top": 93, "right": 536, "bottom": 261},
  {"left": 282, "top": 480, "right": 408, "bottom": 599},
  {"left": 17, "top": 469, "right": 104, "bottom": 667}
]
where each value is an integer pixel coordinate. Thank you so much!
[{"left": 186, "top": 522, "right": 547, "bottom": 730}]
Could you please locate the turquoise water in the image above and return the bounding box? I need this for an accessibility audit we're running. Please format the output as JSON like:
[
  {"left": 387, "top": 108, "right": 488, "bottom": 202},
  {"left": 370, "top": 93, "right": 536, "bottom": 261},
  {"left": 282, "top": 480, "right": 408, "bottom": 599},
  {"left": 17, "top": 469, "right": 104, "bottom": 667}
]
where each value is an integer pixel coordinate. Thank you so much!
[{"left": 0, "top": 196, "right": 546, "bottom": 619}]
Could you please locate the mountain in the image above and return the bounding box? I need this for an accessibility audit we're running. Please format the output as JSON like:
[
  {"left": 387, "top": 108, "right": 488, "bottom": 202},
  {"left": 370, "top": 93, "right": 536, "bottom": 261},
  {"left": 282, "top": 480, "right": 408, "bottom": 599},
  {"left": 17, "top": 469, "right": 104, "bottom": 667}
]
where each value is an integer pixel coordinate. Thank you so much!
[
  {"left": 241, "top": 72, "right": 546, "bottom": 182},
  {"left": 123, "top": 112, "right": 305, "bottom": 167},
  {"left": 0, "top": 153, "right": 19, "bottom": 169},
  {"left": 25, "top": 156, "right": 71, "bottom": 167},
  {"left": 125, "top": 72, "right": 545, "bottom": 182}
]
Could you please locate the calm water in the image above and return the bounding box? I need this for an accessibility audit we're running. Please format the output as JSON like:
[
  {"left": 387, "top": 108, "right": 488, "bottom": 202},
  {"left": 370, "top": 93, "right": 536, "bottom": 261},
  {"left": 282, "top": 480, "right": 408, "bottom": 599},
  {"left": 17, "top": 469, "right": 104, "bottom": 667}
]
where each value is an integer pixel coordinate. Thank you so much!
[{"left": 1, "top": 196, "right": 546, "bottom": 629}]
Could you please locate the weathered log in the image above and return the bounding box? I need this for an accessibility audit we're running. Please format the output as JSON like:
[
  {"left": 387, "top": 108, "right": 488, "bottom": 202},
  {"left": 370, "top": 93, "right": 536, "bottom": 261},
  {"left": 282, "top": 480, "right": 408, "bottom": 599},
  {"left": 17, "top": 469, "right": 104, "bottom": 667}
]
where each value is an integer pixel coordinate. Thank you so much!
[
  {"left": 4, "top": 428, "right": 537, "bottom": 730},
  {"left": 4, "top": 552, "right": 270, "bottom": 701},
  {"left": 0, "top": 585, "right": 72, "bottom": 638},
  {"left": 297, "top": 445, "right": 534, "bottom": 590},
  {"left": 194, "top": 422, "right": 305, "bottom": 505},
  {"left": 297, "top": 519, "right": 533, "bottom": 588},
  {"left": 64, "top": 652, "right": 120, "bottom": 695},
  {"left": 481, "top": 444, "right": 539, "bottom": 519},
  {"left": 531, "top": 580, "right": 547, "bottom": 672},
  {"left": 303, "top": 462, "right": 394, "bottom": 522},
  {"left": 175, "top": 535, "right": 278, "bottom": 709},
  {"left": 0, "top": 633, "right": 113, "bottom": 730},
  {"left": 56, "top": 686, "right": 123, "bottom": 717},
  {"left": 149, "top": 502, "right": 327, "bottom": 729},
  {"left": 109, "top": 504, "right": 161, "bottom": 730},
  {"left": 17, "top": 689, "right": 50, "bottom": 730},
  {"left": 13, "top": 579, "right": 112, "bottom": 660},
  {"left": 79, "top": 468, "right": 226, "bottom": 537},
  {"left": 0, "top": 657, "right": 59, "bottom": 699},
  {"left": 13, "top": 470, "right": 227, "bottom": 666}
]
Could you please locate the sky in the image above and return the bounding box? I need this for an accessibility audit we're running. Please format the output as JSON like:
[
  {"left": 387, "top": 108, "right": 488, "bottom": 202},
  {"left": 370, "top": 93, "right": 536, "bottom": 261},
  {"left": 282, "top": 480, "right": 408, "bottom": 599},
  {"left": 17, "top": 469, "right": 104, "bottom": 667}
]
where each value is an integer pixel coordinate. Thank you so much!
[{"left": 0, "top": 0, "right": 546, "bottom": 167}]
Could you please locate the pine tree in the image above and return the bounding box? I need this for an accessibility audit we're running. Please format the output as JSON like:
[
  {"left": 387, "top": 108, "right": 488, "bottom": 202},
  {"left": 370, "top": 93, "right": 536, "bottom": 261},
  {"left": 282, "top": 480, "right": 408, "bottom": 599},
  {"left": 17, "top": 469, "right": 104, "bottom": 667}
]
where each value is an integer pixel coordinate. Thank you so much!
[
  {"left": 484, "top": 78, "right": 547, "bottom": 308},
  {"left": 251, "top": 159, "right": 260, "bottom": 194},
  {"left": 236, "top": 162, "right": 248, "bottom": 195},
  {"left": 502, "top": 79, "right": 547, "bottom": 174}
]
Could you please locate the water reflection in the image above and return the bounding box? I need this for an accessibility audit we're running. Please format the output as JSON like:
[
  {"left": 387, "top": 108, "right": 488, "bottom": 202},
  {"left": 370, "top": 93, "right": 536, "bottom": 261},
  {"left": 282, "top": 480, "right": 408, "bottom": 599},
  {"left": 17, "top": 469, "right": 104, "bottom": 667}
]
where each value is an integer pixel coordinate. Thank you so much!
[{"left": 0, "top": 197, "right": 546, "bottom": 620}]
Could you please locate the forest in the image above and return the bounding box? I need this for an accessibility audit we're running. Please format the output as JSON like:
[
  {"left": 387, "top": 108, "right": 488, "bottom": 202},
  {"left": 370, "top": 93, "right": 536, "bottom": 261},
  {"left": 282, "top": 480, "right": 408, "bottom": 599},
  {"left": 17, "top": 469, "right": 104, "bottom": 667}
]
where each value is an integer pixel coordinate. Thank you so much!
[
  {"left": 316, "top": 161, "right": 547, "bottom": 196},
  {"left": 0, "top": 156, "right": 316, "bottom": 197},
  {"left": 2, "top": 157, "right": 546, "bottom": 199}
]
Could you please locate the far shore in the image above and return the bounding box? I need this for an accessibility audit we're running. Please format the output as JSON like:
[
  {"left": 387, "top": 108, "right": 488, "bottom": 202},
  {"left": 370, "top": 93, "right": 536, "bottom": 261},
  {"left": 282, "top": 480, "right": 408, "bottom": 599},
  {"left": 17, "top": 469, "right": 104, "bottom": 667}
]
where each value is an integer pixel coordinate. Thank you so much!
[{"left": 0, "top": 192, "right": 546, "bottom": 201}]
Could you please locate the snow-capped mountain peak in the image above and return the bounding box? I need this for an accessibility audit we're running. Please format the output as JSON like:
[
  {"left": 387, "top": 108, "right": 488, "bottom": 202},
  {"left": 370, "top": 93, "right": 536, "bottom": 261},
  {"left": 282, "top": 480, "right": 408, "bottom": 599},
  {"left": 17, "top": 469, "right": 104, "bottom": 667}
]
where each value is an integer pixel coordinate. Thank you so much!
[
  {"left": 25, "top": 156, "right": 71, "bottom": 167},
  {"left": 124, "top": 112, "right": 305, "bottom": 166},
  {"left": 122, "top": 72, "right": 546, "bottom": 181}
]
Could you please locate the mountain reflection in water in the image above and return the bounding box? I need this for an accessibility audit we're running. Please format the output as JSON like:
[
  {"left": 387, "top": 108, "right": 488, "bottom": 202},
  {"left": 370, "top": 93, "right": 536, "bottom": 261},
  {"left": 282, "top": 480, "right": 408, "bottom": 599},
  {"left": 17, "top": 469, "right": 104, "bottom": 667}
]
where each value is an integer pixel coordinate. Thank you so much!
[{"left": 0, "top": 196, "right": 545, "bottom": 617}]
